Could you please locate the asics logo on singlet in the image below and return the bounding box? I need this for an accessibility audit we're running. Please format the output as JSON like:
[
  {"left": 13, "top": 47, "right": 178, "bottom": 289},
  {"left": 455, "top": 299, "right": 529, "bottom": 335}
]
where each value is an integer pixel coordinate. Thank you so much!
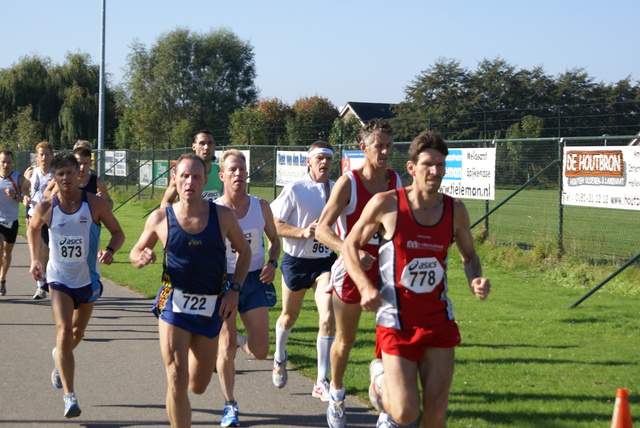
[
  {"left": 60, "top": 237, "right": 82, "bottom": 245},
  {"left": 188, "top": 239, "right": 202, "bottom": 248},
  {"left": 408, "top": 259, "right": 438, "bottom": 270}
]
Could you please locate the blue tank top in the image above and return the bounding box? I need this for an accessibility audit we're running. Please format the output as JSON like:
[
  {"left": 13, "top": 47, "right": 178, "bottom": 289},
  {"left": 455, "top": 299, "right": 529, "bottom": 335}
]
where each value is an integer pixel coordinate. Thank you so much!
[{"left": 162, "top": 202, "right": 226, "bottom": 295}]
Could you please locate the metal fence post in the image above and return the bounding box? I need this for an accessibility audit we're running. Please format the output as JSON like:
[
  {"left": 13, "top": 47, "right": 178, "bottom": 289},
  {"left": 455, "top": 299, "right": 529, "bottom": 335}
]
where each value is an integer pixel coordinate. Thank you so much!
[{"left": 557, "top": 138, "right": 564, "bottom": 258}]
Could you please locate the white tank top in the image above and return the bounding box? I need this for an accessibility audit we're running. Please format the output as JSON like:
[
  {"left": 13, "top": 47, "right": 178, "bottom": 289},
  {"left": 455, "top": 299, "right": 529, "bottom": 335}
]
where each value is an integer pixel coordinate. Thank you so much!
[
  {"left": 0, "top": 171, "right": 21, "bottom": 223},
  {"left": 216, "top": 195, "right": 266, "bottom": 273},
  {"left": 47, "top": 192, "right": 101, "bottom": 288},
  {"left": 28, "top": 167, "right": 52, "bottom": 216}
]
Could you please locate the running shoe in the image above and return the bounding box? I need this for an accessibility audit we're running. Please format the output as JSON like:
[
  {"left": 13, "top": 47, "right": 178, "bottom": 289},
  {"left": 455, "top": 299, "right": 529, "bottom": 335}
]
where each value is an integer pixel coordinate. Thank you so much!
[
  {"left": 326, "top": 391, "right": 346, "bottom": 428},
  {"left": 220, "top": 400, "right": 239, "bottom": 427},
  {"left": 369, "top": 358, "right": 385, "bottom": 412},
  {"left": 0, "top": 280, "right": 6, "bottom": 296},
  {"left": 51, "top": 348, "right": 62, "bottom": 389},
  {"left": 236, "top": 332, "right": 247, "bottom": 351},
  {"left": 312, "top": 379, "right": 331, "bottom": 401},
  {"left": 377, "top": 412, "right": 400, "bottom": 428},
  {"left": 33, "top": 287, "right": 46, "bottom": 300},
  {"left": 272, "top": 353, "right": 287, "bottom": 388},
  {"left": 63, "top": 393, "right": 81, "bottom": 418}
]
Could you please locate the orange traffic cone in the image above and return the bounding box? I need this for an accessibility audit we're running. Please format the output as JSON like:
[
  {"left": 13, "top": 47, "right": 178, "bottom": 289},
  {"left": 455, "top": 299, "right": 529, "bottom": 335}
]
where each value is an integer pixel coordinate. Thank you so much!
[{"left": 611, "top": 388, "right": 632, "bottom": 428}]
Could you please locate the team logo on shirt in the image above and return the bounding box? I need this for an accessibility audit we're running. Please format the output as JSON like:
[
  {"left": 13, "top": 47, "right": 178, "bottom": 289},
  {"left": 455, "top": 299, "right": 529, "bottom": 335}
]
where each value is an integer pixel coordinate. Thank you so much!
[
  {"left": 188, "top": 239, "right": 203, "bottom": 248},
  {"left": 407, "top": 240, "right": 445, "bottom": 252}
]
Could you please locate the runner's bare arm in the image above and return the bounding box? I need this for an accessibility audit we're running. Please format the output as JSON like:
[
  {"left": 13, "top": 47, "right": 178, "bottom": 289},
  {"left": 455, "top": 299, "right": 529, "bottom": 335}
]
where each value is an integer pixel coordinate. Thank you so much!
[{"left": 453, "top": 199, "right": 490, "bottom": 300}]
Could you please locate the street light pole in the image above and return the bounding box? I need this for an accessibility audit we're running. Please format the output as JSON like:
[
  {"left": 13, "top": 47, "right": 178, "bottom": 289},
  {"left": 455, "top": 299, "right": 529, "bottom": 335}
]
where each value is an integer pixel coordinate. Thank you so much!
[{"left": 97, "top": 0, "right": 106, "bottom": 176}]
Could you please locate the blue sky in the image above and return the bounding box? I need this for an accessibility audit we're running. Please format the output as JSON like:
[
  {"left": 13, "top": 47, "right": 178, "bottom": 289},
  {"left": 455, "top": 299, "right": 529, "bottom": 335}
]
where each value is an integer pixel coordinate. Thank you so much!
[{"left": 1, "top": 0, "right": 638, "bottom": 109}]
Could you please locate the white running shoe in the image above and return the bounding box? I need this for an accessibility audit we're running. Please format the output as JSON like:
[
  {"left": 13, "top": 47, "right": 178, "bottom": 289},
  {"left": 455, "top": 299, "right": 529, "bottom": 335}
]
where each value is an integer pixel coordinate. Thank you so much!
[
  {"left": 236, "top": 332, "right": 247, "bottom": 351},
  {"left": 377, "top": 412, "right": 401, "bottom": 428},
  {"left": 33, "top": 287, "right": 46, "bottom": 300},
  {"left": 326, "top": 391, "right": 346, "bottom": 428},
  {"left": 369, "top": 358, "right": 385, "bottom": 412},
  {"left": 63, "top": 393, "right": 81, "bottom": 418},
  {"left": 272, "top": 354, "right": 287, "bottom": 388},
  {"left": 312, "top": 379, "right": 330, "bottom": 401}
]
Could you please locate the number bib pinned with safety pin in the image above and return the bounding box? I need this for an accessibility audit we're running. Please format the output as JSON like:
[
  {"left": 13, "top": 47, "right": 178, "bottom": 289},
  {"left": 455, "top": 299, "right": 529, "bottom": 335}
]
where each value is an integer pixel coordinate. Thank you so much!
[
  {"left": 399, "top": 257, "right": 445, "bottom": 294},
  {"left": 171, "top": 289, "right": 218, "bottom": 317}
]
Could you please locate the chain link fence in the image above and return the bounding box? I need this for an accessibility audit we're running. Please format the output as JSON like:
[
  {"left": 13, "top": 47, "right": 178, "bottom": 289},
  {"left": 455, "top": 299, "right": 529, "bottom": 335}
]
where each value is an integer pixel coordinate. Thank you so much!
[{"left": 16, "top": 135, "right": 639, "bottom": 265}]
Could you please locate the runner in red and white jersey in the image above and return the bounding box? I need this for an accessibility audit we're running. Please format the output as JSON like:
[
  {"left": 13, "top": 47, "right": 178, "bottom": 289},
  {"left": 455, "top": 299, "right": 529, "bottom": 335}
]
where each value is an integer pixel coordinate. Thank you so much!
[
  {"left": 341, "top": 131, "right": 491, "bottom": 428},
  {"left": 330, "top": 167, "right": 401, "bottom": 303},
  {"left": 316, "top": 118, "right": 406, "bottom": 428},
  {"left": 376, "top": 188, "right": 455, "bottom": 331}
]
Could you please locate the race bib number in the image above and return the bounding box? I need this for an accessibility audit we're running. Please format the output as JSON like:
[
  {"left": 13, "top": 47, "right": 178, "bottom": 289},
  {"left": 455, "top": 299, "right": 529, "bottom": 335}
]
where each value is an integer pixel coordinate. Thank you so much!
[
  {"left": 228, "top": 228, "right": 262, "bottom": 256},
  {"left": 399, "top": 257, "right": 445, "bottom": 294},
  {"left": 303, "top": 238, "right": 331, "bottom": 256},
  {"left": 58, "top": 236, "right": 85, "bottom": 263},
  {"left": 171, "top": 289, "right": 217, "bottom": 317},
  {"left": 202, "top": 190, "right": 221, "bottom": 202}
]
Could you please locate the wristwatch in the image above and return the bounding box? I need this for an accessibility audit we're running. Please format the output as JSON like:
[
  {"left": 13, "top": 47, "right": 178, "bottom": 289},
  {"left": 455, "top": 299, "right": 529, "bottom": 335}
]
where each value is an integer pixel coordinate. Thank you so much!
[
  {"left": 227, "top": 282, "right": 242, "bottom": 293},
  {"left": 268, "top": 259, "right": 278, "bottom": 268}
]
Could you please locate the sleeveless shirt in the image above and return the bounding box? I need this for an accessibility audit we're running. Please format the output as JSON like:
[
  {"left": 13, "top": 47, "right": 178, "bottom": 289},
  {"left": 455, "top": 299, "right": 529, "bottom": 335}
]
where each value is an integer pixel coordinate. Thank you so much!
[
  {"left": 377, "top": 189, "right": 455, "bottom": 330},
  {"left": 0, "top": 171, "right": 21, "bottom": 223},
  {"left": 215, "top": 195, "right": 265, "bottom": 273},
  {"left": 162, "top": 202, "right": 226, "bottom": 295},
  {"left": 47, "top": 191, "right": 101, "bottom": 288}
]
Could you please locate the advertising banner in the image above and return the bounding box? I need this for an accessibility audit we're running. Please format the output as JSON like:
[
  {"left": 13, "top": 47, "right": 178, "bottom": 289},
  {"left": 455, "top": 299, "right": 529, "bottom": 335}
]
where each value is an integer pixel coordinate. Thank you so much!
[
  {"left": 341, "top": 150, "right": 365, "bottom": 174},
  {"left": 276, "top": 151, "right": 307, "bottom": 186},
  {"left": 439, "top": 148, "right": 496, "bottom": 200},
  {"left": 105, "top": 151, "right": 127, "bottom": 177},
  {"left": 562, "top": 146, "right": 640, "bottom": 210}
]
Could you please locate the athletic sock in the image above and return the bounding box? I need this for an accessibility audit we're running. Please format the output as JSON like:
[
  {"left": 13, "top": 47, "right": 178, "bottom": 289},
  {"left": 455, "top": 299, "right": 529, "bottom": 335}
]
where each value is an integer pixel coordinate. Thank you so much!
[
  {"left": 330, "top": 383, "right": 345, "bottom": 399},
  {"left": 316, "top": 335, "right": 334, "bottom": 382},
  {"left": 274, "top": 324, "right": 291, "bottom": 363}
]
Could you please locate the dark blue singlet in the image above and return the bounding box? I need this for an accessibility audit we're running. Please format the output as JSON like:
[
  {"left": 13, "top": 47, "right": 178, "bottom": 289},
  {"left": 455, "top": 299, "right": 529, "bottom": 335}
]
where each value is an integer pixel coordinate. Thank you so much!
[{"left": 163, "top": 201, "right": 227, "bottom": 295}]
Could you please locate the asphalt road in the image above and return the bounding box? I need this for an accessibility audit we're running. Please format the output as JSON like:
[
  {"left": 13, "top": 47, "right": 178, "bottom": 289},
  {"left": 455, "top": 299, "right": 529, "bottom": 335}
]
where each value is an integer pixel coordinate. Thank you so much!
[{"left": 0, "top": 237, "right": 377, "bottom": 427}]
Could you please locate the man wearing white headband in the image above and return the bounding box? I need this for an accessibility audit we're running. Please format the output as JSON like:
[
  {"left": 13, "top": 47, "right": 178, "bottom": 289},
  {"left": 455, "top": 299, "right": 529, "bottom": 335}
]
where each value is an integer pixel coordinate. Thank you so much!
[
  {"left": 316, "top": 118, "right": 406, "bottom": 428},
  {"left": 270, "top": 140, "right": 337, "bottom": 403}
]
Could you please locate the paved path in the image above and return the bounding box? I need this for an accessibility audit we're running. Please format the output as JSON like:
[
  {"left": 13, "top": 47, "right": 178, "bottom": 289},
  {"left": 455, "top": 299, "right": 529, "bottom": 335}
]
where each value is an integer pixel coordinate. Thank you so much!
[{"left": 0, "top": 237, "right": 377, "bottom": 427}]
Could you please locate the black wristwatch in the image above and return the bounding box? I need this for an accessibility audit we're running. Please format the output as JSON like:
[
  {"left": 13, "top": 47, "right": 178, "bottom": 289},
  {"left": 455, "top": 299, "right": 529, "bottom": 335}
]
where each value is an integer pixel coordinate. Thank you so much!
[
  {"left": 227, "top": 282, "right": 242, "bottom": 293},
  {"left": 268, "top": 259, "right": 278, "bottom": 268}
]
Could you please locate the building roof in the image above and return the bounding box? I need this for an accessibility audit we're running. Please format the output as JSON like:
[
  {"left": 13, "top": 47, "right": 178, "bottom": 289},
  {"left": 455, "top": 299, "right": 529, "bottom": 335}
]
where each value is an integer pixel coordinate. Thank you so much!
[{"left": 338, "top": 102, "right": 396, "bottom": 124}]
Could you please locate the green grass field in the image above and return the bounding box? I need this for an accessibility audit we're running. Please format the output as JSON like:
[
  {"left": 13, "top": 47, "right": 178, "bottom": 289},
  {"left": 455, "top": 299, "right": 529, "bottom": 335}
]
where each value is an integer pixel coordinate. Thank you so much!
[{"left": 96, "top": 189, "right": 639, "bottom": 427}]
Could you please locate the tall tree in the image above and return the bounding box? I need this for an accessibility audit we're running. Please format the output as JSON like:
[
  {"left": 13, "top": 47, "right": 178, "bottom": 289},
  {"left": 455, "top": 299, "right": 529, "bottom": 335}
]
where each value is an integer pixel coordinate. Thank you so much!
[
  {"left": 121, "top": 27, "right": 258, "bottom": 149},
  {"left": 285, "top": 96, "right": 338, "bottom": 146},
  {"left": 0, "top": 53, "right": 116, "bottom": 148},
  {"left": 393, "top": 58, "right": 472, "bottom": 140}
]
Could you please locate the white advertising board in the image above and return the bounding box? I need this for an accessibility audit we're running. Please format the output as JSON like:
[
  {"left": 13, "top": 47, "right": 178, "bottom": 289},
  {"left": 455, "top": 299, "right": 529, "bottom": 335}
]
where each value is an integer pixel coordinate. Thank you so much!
[
  {"left": 562, "top": 146, "right": 640, "bottom": 210},
  {"left": 439, "top": 148, "right": 496, "bottom": 200},
  {"left": 276, "top": 151, "right": 307, "bottom": 186},
  {"left": 105, "top": 150, "right": 127, "bottom": 176}
]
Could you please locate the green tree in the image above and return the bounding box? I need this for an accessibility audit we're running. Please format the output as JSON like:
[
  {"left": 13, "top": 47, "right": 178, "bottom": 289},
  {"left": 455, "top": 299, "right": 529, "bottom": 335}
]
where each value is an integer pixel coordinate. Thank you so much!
[
  {"left": 121, "top": 27, "right": 258, "bottom": 149},
  {"left": 329, "top": 115, "right": 361, "bottom": 148},
  {"left": 0, "top": 105, "right": 43, "bottom": 151},
  {"left": 285, "top": 96, "right": 338, "bottom": 146},
  {"left": 229, "top": 105, "right": 268, "bottom": 145},
  {"left": 392, "top": 58, "right": 472, "bottom": 140},
  {"left": 0, "top": 53, "right": 117, "bottom": 147}
]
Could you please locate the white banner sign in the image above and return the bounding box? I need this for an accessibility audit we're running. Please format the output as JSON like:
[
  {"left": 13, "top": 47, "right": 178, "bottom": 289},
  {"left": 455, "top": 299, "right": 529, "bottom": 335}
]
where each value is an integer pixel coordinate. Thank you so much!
[
  {"left": 562, "top": 146, "right": 640, "bottom": 210},
  {"left": 276, "top": 151, "right": 307, "bottom": 186},
  {"left": 105, "top": 151, "right": 127, "bottom": 177},
  {"left": 439, "top": 148, "right": 496, "bottom": 200}
]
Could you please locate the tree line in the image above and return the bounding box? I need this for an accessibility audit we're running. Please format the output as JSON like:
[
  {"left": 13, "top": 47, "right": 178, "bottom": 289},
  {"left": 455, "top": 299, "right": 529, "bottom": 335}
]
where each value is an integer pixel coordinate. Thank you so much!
[{"left": 1, "top": 28, "right": 638, "bottom": 153}]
